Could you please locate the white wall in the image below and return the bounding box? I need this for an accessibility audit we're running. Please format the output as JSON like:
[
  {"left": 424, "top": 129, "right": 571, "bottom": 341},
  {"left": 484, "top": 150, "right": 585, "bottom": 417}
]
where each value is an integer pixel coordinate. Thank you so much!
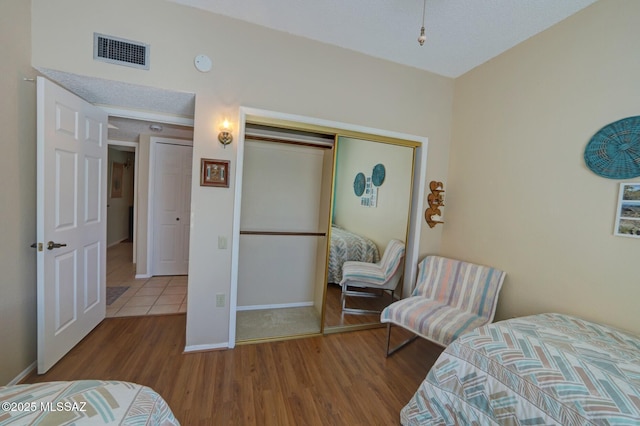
[
  {"left": 29, "top": 0, "right": 453, "bottom": 350},
  {"left": 240, "top": 142, "right": 325, "bottom": 232},
  {"left": 0, "top": 0, "right": 37, "bottom": 385},
  {"left": 443, "top": 0, "right": 640, "bottom": 334},
  {"left": 333, "top": 137, "right": 414, "bottom": 251},
  {"left": 238, "top": 141, "right": 326, "bottom": 307}
]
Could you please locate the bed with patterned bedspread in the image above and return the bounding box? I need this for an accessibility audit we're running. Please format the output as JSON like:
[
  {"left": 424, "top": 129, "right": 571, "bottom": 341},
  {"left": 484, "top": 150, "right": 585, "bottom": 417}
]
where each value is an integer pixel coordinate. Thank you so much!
[
  {"left": 0, "top": 380, "right": 179, "bottom": 425},
  {"left": 402, "top": 313, "right": 640, "bottom": 425},
  {"left": 328, "top": 225, "right": 380, "bottom": 284}
]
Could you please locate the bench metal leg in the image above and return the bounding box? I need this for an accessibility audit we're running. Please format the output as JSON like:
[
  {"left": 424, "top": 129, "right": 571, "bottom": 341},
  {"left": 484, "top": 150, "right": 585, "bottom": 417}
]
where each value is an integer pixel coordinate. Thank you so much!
[
  {"left": 341, "top": 286, "right": 394, "bottom": 315},
  {"left": 385, "top": 323, "right": 418, "bottom": 357}
]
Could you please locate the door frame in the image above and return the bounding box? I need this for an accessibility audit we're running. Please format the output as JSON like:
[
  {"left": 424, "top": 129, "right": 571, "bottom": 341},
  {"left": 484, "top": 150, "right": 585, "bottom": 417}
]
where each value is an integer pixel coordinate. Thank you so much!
[
  {"left": 100, "top": 107, "right": 195, "bottom": 279},
  {"left": 147, "top": 137, "right": 194, "bottom": 277},
  {"left": 229, "top": 106, "right": 428, "bottom": 348},
  {"left": 107, "top": 140, "right": 138, "bottom": 263}
]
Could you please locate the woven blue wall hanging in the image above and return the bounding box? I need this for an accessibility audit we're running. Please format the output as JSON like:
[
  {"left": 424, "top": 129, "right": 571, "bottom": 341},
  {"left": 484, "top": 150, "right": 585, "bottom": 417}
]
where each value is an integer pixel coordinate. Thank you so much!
[
  {"left": 372, "top": 163, "right": 386, "bottom": 187},
  {"left": 353, "top": 172, "right": 366, "bottom": 196},
  {"left": 584, "top": 116, "right": 640, "bottom": 179}
]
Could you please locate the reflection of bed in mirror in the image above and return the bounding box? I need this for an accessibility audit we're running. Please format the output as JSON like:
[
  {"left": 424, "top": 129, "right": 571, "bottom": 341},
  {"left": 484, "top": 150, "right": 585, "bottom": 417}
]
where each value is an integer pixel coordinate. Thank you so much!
[{"left": 328, "top": 225, "right": 380, "bottom": 284}]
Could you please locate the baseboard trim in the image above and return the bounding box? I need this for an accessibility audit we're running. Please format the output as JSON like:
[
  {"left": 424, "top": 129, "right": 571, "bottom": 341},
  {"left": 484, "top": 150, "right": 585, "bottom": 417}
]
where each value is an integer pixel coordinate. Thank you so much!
[
  {"left": 183, "top": 342, "right": 229, "bottom": 353},
  {"left": 134, "top": 273, "right": 152, "bottom": 279},
  {"left": 8, "top": 361, "right": 36, "bottom": 385},
  {"left": 236, "top": 301, "right": 314, "bottom": 311},
  {"left": 107, "top": 238, "right": 129, "bottom": 248}
]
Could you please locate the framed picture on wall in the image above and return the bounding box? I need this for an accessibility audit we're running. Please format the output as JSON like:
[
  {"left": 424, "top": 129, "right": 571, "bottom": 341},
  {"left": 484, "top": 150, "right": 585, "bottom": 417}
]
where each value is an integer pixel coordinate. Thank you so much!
[
  {"left": 200, "top": 158, "right": 230, "bottom": 188},
  {"left": 110, "top": 162, "right": 124, "bottom": 198},
  {"left": 614, "top": 183, "right": 640, "bottom": 238}
]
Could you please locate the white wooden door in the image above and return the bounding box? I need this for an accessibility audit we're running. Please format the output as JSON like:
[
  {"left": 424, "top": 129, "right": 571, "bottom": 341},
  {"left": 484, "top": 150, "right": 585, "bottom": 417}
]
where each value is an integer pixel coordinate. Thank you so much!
[
  {"left": 152, "top": 141, "right": 192, "bottom": 275},
  {"left": 36, "top": 77, "right": 108, "bottom": 373}
]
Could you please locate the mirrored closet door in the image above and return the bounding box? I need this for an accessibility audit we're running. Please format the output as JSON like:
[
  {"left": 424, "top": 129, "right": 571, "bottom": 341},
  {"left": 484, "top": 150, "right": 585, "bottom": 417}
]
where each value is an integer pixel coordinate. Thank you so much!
[{"left": 323, "top": 136, "right": 415, "bottom": 332}]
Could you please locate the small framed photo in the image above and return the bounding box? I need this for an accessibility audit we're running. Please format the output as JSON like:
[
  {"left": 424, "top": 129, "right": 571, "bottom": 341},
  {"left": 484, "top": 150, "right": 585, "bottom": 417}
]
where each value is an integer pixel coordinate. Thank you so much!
[
  {"left": 200, "top": 158, "right": 230, "bottom": 187},
  {"left": 614, "top": 183, "right": 640, "bottom": 238},
  {"left": 110, "top": 162, "right": 124, "bottom": 198}
]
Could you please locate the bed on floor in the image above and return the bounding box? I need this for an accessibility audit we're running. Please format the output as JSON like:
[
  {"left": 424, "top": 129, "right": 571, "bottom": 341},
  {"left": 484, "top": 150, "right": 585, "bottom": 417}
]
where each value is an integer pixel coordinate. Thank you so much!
[
  {"left": 402, "top": 313, "right": 640, "bottom": 425},
  {"left": 328, "top": 225, "right": 380, "bottom": 284},
  {"left": 0, "top": 380, "right": 179, "bottom": 425}
]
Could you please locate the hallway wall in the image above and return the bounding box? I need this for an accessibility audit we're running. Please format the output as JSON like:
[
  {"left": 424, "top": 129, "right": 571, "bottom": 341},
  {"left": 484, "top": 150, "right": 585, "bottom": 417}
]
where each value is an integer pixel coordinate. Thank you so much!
[{"left": 0, "top": 0, "right": 37, "bottom": 385}]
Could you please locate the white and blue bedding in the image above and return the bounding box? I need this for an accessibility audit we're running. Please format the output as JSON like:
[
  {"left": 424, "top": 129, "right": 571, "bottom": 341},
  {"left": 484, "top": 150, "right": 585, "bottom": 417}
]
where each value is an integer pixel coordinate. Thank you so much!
[
  {"left": 0, "top": 380, "right": 179, "bottom": 425},
  {"left": 402, "top": 313, "right": 640, "bottom": 425},
  {"left": 328, "top": 225, "right": 380, "bottom": 284}
]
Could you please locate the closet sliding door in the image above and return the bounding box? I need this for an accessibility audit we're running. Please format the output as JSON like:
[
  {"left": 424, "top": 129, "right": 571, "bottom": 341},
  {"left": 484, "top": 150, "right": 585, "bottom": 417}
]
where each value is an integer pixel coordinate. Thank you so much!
[{"left": 237, "top": 138, "right": 333, "bottom": 342}]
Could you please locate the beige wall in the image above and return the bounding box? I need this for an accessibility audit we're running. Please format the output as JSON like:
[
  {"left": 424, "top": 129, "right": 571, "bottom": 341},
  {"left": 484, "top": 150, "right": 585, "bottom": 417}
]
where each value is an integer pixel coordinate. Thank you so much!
[
  {"left": 31, "top": 0, "right": 454, "bottom": 349},
  {"left": 333, "top": 137, "right": 414, "bottom": 252},
  {"left": 444, "top": 0, "right": 640, "bottom": 334},
  {"left": 0, "top": 0, "right": 37, "bottom": 384}
]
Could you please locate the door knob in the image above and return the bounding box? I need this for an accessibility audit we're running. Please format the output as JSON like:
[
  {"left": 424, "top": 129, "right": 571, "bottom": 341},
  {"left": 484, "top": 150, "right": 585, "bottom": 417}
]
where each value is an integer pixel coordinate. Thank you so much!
[{"left": 47, "top": 241, "right": 67, "bottom": 250}]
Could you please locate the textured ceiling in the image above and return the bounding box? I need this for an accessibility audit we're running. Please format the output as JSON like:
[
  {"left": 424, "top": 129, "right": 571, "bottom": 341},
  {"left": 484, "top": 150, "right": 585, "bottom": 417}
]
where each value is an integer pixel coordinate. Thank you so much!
[
  {"left": 38, "top": 68, "right": 195, "bottom": 142},
  {"left": 37, "top": 68, "right": 195, "bottom": 118},
  {"left": 169, "top": 0, "right": 598, "bottom": 77}
]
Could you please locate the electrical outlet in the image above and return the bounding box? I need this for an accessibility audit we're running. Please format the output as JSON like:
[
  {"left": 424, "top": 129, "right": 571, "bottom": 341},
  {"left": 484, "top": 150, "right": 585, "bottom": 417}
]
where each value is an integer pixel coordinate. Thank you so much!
[{"left": 216, "top": 293, "right": 225, "bottom": 307}]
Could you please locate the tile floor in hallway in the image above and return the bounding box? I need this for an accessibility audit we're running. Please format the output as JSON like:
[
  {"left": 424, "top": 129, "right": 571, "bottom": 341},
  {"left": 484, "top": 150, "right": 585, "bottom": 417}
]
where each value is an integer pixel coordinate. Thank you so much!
[{"left": 106, "top": 242, "right": 187, "bottom": 318}]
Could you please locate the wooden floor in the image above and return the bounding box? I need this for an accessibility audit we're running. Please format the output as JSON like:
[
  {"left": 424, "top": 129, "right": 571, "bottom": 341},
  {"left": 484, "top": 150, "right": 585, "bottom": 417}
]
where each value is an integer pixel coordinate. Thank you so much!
[{"left": 25, "top": 315, "right": 444, "bottom": 425}]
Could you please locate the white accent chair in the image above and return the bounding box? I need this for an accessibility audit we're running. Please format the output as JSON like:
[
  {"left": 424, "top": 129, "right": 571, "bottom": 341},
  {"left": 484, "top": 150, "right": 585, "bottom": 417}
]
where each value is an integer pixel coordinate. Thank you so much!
[{"left": 339, "top": 239, "right": 405, "bottom": 315}]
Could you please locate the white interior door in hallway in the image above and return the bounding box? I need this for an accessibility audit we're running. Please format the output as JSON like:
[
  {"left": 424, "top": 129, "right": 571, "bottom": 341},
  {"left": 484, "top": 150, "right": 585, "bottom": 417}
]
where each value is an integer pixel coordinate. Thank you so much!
[
  {"left": 152, "top": 140, "right": 193, "bottom": 275},
  {"left": 36, "top": 76, "right": 107, "bottom": 373}
]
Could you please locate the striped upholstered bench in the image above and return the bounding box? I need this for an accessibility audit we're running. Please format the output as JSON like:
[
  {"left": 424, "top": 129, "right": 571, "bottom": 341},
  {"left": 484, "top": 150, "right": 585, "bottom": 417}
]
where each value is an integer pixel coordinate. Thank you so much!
[{"left": 380, "top": 255, "right": 506, "bottom": 356}]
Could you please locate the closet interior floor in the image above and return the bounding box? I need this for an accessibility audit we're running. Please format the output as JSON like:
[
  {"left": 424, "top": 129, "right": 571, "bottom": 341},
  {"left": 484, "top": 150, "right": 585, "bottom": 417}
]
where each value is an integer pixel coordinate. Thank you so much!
[{"left": 236, "top": 306, "right": 321, "bottom": 341}]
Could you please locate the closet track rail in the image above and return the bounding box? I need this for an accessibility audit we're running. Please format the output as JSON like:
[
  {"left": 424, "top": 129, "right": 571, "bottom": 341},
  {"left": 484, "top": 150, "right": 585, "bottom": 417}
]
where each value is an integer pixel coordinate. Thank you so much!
[
  {"left": 244, "top": 134, "right": 333, "bottom": 149},
  {"left": 240, "top": 231, "right": 326, "bottom": 237}
]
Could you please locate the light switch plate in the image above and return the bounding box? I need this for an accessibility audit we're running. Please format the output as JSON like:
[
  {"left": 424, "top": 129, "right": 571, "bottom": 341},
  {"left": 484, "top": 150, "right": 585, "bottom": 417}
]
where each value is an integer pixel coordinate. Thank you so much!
[{"left": 218, "top": 236, "right": 227, "bottom": 249}]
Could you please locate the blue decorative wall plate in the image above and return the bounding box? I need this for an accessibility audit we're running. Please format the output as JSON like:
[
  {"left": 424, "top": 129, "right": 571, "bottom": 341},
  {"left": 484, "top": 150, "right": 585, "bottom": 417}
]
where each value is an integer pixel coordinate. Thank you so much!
[
  {"left": 353, "top": 172, "right": 366, "bottom": 196},
  {"left": 584, "top": 116, "right": 640, "bottom": 179},
  {"left": 372, "top": 163, "right": 386, "bottom": 187}
]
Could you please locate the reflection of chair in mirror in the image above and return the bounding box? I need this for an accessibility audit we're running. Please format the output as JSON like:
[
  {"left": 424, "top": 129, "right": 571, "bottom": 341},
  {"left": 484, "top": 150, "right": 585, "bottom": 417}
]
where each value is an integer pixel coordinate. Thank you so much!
[
  {"left": 381, "top": 256, "right": 506, "bottom": 356},
  {"left": 339, "top": 239, "right": 405, "bottom": 315}
]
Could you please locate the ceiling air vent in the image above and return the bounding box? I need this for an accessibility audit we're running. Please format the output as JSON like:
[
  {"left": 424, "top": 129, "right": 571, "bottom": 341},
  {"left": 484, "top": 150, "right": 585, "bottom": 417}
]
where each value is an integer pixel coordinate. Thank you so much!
[{"left": 93, "top": 33, "right": 150, "bottom": 70}]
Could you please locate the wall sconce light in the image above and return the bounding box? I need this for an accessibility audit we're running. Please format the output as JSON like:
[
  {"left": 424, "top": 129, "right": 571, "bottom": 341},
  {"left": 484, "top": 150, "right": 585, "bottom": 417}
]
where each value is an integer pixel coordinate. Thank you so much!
[
  {"left": 123, "top": 156, "right": 133, "bottom": 169},
  {"left": 218, "top": 119, "right": 233, "bottom": 148},
  {"left": 425, "top": 180, "right": 445, "bottom": 228}
]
